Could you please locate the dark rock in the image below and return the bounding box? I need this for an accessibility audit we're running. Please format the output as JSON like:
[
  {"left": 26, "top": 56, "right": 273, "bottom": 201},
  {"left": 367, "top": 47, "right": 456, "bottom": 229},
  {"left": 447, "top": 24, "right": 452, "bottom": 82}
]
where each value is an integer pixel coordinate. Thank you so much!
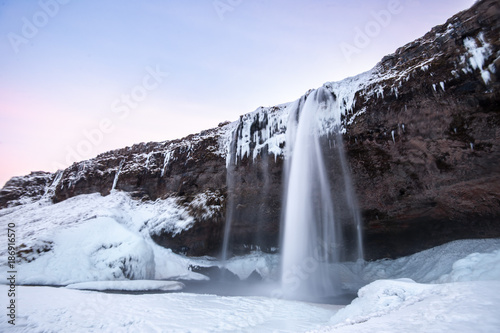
[{"left": 190, "top": 265, "right": 240, "bottom": 281}]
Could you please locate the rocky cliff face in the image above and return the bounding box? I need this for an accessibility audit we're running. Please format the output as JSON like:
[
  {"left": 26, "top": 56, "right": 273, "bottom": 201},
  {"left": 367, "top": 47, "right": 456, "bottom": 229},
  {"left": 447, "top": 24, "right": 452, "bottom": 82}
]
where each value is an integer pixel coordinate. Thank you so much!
[{"left": 2, "top": 0, "right": 499, "bottom": 260}]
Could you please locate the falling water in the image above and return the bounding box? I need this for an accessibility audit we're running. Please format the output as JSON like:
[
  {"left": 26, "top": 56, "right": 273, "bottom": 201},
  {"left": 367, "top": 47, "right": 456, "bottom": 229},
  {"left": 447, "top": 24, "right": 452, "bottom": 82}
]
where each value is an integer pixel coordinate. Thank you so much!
[
  {"left": 221, "top": 128, "right": 239, "bottom": 264},
  {"left": 281, "top": 87, "right": 363, "bottom": 300},
  {"left": 111, "top": 159, "right": 124, "bottom": 191}
]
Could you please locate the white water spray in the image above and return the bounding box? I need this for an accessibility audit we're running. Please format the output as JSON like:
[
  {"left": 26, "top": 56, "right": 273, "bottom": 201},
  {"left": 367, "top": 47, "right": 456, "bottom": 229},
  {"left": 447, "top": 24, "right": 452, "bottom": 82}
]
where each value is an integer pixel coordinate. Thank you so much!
[{"left": 281, "top": 87, "right": 363, "bottom": 300}]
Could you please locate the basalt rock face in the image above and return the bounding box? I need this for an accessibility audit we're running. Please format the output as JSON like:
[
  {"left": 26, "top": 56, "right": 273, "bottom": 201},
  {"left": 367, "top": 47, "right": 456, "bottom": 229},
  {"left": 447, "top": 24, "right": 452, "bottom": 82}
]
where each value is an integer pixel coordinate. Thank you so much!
[
  {"left": 55, "top": 127, "right": 231, "bottom": 257},
  {"left": 0, "top": 172, "right": 54, "bottom": 207},
  {"left": 1, "top": 0, "right": 499, "bottom": 260},
  {"left": 342, "top": 0, "right": 500, "bottom": 259}
]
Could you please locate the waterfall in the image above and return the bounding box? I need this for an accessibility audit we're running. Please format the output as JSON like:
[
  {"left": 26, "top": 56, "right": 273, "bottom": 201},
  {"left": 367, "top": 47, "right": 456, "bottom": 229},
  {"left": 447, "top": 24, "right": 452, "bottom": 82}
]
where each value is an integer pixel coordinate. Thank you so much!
[
  {"left": 281, "top": 87, "right": 363, "bottom": 300},
  {"left": 221, "top": 128, "right": 239, "bottom": 263},
  {"left": 111, "top": 160, "right": 124, "bottom": 191}
]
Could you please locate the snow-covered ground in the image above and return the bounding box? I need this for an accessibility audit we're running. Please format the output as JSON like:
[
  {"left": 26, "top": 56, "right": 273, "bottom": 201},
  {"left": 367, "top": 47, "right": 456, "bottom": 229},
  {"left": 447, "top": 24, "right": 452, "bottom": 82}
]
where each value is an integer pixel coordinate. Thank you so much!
[
  {"left": 1, "top": 191, "right": 500, "bottom": 331},
  {"left": 0, "top": 237, "right": 499, "bottom": 332},
  {"left": 0, "top": 191, "right": 272, "bottom": 285},
  {"left": 66, "top": 280, "right": 185, "bottom": 292}
]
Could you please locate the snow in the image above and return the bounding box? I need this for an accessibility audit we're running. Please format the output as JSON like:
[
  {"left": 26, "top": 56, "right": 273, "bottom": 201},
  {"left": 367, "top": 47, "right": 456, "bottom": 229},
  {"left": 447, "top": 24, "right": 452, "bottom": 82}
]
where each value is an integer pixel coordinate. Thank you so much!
[
  {"left": 111, "top": 159, "right": 124, "bottom": 190},
  {"left": 435, "top": 249, "right": 500, "bottom": 283},
  {"left": 0, "top": 285, "right": 338, "bottom": 332},
  {"left": 2, "top": 238, "right": 500, "bottom": 332},
  {"left": 315, "top": 280, "right": 500, "bottom": 333},
  {"left": 189, "top": 189, "right": 224, "bottom": 220},
  {"left": 66, "top": 280, "right": 184, "bottom": 291},
  {"left": 160, "top": 150, "right": 172, "bottom": 177},
  {"left": 230, "top": 103, "right": 290, "bottom": 165},
  {"left": 14, "top": 216, "right": 156, "bottom": 285},
  {"left": 360, "top": 238, "right": 500, "bottom": 283},
  {"left": 224, "top": 252, "right": 279, "bottom": 280},
  {"left": 327, "top": 279, "right": 438, "bottom": 327},
  {"left": 0, "top": 191, "right": 217, "bottom": 285},
  {"left": 135, "top": 28, "right": 496, "bottom": 168},
  {"left": 185, "top": 251, "right": 279, "bottom": 281},
  {"left": 1, "top": 177, "right": 499, "bottom": 331}
]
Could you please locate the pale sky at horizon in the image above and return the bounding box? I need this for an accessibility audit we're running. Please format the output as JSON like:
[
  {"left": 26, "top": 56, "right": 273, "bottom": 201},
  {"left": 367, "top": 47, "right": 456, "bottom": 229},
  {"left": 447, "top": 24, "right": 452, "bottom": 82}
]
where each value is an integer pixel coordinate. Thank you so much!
[{"left": 0, "top": 0, "right": 476, "bottom": 187}]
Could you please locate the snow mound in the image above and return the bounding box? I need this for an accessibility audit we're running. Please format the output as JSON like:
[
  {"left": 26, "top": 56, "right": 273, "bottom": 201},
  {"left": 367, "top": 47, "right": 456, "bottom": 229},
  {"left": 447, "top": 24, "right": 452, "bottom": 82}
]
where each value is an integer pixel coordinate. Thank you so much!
[
  {"left": 314, "top": 239, "right": 500, "bottom": 332},
  {"left": 224, "top": 252, "right": 279, "bottom": 280},
  {"left": 435, "top": 249, "right": 500, "bottom": 283},
  {"left": 0, "top": 285, "right": 338, "bottom": 332},
  {"left": 361, "top": 238, "right": 500, "bottom": 283},
  {"left": 328, "top": 279, "right": 435, "bottom": 326},
  {"left": 0, "top": 191, "right": 216, "bottom": 285},
  {"left": 17, "top": 216, "right": 155, "bottom": 285},
  {"left": 314, "top": 280, "right": 500, "bottom": 333},
  {"left": 66, "top": 280, "right": 184, "bottom": 291}
]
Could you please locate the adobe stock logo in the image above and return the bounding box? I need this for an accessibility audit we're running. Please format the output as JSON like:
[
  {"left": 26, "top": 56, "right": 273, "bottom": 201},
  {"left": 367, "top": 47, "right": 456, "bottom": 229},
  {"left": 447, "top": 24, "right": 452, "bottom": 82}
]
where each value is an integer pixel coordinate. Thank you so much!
[
  {"left": 7, "top": 0, "right": 71, "bottom": 54},
  {"left": 213, "top": 0, "right": 243, "bottom": 21},
  {"left": 340, "top": 0, "right": 412, "bottom": 63}
]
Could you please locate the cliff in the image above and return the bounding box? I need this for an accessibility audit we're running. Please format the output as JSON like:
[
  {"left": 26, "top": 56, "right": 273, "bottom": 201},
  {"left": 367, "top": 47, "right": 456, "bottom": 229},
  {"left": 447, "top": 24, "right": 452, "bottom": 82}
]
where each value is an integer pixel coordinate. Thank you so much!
[{"left": 2, "top": 0, "right": 499, "bottom": 260}]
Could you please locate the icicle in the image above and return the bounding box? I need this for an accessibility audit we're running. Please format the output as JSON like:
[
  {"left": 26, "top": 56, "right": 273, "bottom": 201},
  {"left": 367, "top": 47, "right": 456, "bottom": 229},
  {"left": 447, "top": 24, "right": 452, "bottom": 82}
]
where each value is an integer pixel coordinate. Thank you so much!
[
  {"left": 391, "top": 130, "right": 395, "bottom": 143},
  {"left": 161, "top": 151, "right": 172, "bottom": 177},
  {"left": 112, "top": 160, "right": 124, "bottom": 191}
]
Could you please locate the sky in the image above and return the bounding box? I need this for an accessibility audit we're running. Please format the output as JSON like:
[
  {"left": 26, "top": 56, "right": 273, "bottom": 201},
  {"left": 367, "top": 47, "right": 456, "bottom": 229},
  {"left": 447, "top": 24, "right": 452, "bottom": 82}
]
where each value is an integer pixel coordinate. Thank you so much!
[{"left": 0, "top": 0, "right": 476, "bottom": 187}]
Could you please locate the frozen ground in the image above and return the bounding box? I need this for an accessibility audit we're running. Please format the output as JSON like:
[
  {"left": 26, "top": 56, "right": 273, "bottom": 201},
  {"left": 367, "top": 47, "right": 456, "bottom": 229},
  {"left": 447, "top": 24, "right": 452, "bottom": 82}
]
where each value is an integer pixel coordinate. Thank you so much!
[
  {"left": 0, "top": 191, "right": 278, "bottom": 285},
  {"left": 1, "top": 238, "right": 499, "bottom": 332},
  {"left": 1, "top": 192, "right": 500, "bottom": 331},
  {"left": 66, "top": 280, "right": 185, "bottom": 292},
  {"left": 0, "top": 285, "right": 340, "bottom": 332}
]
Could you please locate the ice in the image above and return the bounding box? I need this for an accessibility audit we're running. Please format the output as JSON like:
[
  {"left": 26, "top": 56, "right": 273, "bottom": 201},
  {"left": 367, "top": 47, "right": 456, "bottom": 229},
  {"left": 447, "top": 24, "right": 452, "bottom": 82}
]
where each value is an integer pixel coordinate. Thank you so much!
[
  {"left": 0, "top": 285, "right": 338, "bottom": 332},
  {"left": 14, "top": 216, "right": 156, "bottom": 285},
  {"left": 66, "top": 280, "right": 185, "bottom": 291},
  {"left": 2, "top": 238, "right": 500, "bottom": 332},
  {"left": 0, "top": 191, "right": 220, "bottom": 285},
  {"left": 462, "top": 32, "right": 493, "bottom": 85},
  {"left": 220, "top": 29, "right": 495, "bottom": 166},
  {"left": 161, "top": 150, "right": 173, "bottom": 177},
  {"left": 435, "top": 249, "right": 500, "bottom": 283},
  {"left": 111, "top": 159, "right": 124, "bottom": 191},
  {"left": 225, "top": 252, "right": 279, "bottom": 280},
  {"left": 361, "top": 238, "right": 500, "bottom": 283},
  {"left": 316, "top": 280, "right": 500, "bottom": 333},
  {"left": 328, "top": 279, "right": 435, "bottom": 327},
  {"left": 230, "top": 103, "right": 290, "bottom": 165}
]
